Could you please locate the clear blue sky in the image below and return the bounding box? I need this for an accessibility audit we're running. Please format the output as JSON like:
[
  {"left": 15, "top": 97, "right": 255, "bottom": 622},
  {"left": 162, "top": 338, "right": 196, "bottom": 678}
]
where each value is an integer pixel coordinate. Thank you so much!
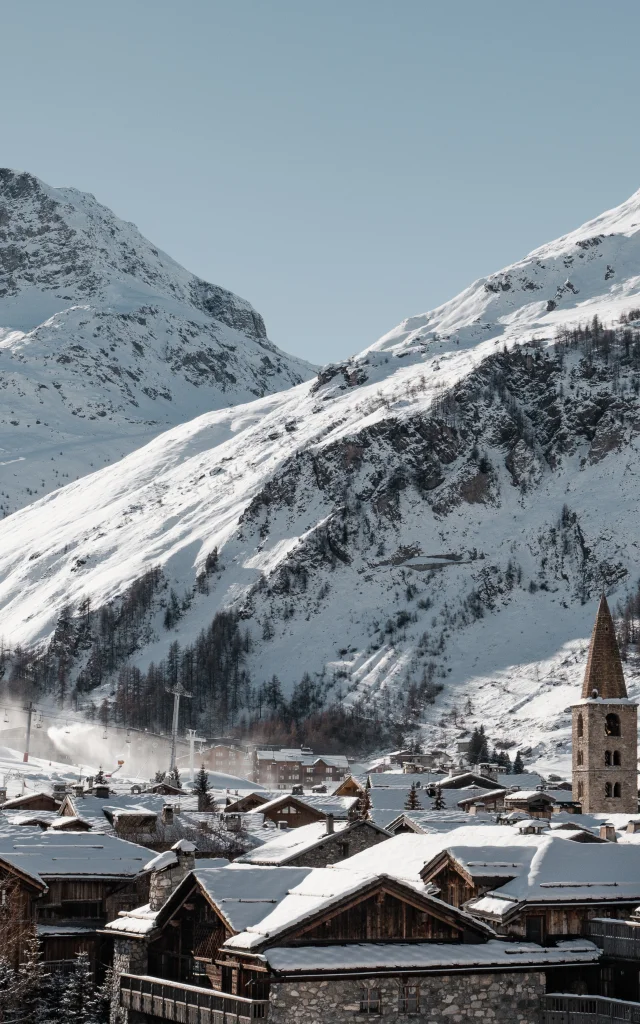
[{"left": 3, "top": 1, "right": 640, "bottom": 364}]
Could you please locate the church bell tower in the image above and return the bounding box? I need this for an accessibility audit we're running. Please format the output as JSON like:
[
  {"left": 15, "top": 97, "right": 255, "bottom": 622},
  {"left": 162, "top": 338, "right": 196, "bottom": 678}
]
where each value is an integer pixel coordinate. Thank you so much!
[{"left": 572, "top": 594, "right": 638, "bottom": 814}]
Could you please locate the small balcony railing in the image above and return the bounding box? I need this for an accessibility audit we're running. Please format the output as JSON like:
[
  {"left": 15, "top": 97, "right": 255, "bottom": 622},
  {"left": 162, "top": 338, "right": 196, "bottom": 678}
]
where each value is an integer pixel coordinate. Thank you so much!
[
  {"left": 590, "top": 919, "right": 640, "bottom": 961},
  {"left": 544, "top": 994, "right": 640, "bottom": 1023},
  {"left": 119, "top": 973, "right": 269, "bottom": 1022}
]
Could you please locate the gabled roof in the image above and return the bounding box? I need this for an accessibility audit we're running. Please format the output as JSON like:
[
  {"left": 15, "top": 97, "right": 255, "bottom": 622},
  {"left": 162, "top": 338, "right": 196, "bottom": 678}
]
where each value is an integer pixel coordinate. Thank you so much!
[
  {"left": 223, "top": 868, "right": 495, "bottom": 952},
  {"left": 581, "top": 593, "right": 627, "bottom": 699},
  {"left": 250, "top": 793, "right": 358, "bottom": 819},
  {"left": 0, "top": 830, "right": 154, "bottom": 879},
  {"left": 236, "top": 819, "right": 389, "bottom": 866},
  {"left": 465, "top": 835, "right": 640, "bottom": 919},
  {"left": 1, "top": 792, "right": 60, "bottom": 811}
]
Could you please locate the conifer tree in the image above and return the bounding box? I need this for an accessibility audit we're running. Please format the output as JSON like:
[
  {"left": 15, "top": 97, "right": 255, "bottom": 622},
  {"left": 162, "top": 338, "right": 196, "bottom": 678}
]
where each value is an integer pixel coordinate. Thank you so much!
[
  {"left": 60, "top": 952, "right": 104, "bottom": 1024},
  {"left": 404, "top": 782, "right": 422, "bottom": 811},
  {"left": 194, "top": 764, "right": 214, "bottom": 812},
  {"left": 154, "top": 769, "right": 166, "bottom": 783},
  {"left": 431, "top": 785, "right": 446, "bottom": 810},
  {"left": 513, "top": 750, "right": 525, "bottom": 774},
  {"left": 94, "top": 766, "right": 107, "bottom": 786},
  {"left": 168, "top": 764, "right": 182, "bottom": 789}
]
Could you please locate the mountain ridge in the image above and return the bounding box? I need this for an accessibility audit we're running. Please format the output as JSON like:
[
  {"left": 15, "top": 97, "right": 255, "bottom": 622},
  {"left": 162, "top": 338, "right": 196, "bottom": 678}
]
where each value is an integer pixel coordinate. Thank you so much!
[{"left": 4, "top": 184, "right": 640, "bottom": 768}]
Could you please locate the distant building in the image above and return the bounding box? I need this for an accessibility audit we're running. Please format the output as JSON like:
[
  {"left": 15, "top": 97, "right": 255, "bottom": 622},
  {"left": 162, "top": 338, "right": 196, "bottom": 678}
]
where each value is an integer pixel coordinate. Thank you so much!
[{"left": 252, "top": 748, "right": 349, "bottom": 788}]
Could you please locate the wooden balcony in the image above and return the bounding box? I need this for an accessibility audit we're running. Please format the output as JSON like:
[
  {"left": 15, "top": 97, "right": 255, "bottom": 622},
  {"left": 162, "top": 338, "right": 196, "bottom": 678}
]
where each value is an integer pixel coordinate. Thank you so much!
[
  {"left": 544, "top": 994, "right": 640, "bottom": 1023},
  {"left": 119, "top": 973, "right": 269, "bottom": 1022},
  {"left": 590, "top": 919, "right": 640, "bottom": 961}
]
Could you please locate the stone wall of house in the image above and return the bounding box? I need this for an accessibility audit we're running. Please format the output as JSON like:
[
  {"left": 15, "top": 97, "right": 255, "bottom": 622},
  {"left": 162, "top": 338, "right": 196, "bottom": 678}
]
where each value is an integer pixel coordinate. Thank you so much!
[
  {"left": 268, "top": 970, "right": 545, "bottom": 1024},
  {"left": 110, "top": 937, "right": 149, "bottom": 1024},
  {"left": 288, "top": 823, "right": 386, "bottom": 867}
]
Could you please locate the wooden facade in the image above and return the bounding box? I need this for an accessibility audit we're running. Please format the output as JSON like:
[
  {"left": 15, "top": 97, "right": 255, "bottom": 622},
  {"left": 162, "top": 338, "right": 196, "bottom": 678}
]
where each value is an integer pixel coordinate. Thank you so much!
[
  {"left": 421, "top": 852, "right": 515, "bottom": 907},
  {"left": 0, "top": 864, "right": 46, "bottom": 968}
]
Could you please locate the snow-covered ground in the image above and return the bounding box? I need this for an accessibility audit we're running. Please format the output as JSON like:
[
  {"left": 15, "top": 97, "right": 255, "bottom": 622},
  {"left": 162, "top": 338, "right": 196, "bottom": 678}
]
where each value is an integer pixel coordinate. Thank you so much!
[{"left": 3, "top": 183, "right": 640, "bottom": 767}]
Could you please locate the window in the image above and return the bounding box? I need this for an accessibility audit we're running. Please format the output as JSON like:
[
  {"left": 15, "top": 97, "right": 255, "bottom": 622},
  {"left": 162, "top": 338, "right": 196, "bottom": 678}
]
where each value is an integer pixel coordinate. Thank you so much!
[
  {"left": 360, "top": 988, "right": 381, "bottom": 1014},
  {"left": 605, "top": 783, "right": 612, "bottom": 798},
  {"left": 613, "top": 751, "right": 621, "bottom": 766},
  {"left": 339, "top": 841, "right": 350, "bottom": 859},
  {"left": 399, "top": 985, "right": 420, "bottom": 1014},
  {"left": 614, "top": 782, "right": 622, "bottom": 798},
  {"left": 577, "top": 714, "right": 583, "bottom": 738},
  {"left": 577, "top": 750, "right": 583, "bottom": 766},
  {"left": 605, "top": 750, "right": 611, "bottom": 767},
  {"left": 525, "top": 916, "right": 544, "bottom": 944},
  {"left": 605, "top": 714, "right": 621, "bottom": 737},
  {"left": 578, "top": 782, "right": 584, "bottom": 799}
]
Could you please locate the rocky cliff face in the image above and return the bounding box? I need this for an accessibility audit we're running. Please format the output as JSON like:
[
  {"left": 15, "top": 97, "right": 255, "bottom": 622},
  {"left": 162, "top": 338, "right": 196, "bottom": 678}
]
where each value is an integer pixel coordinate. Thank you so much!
[
  {"left": 0, "top": 169, "right": 313, "bottom": 515},
  {"left": 3, "top": 184, "right": 640, "bottom": 769}
]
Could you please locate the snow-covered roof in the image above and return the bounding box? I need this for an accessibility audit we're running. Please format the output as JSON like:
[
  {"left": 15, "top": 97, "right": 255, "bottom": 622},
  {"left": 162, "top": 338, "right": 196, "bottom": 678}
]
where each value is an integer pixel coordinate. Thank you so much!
[
  {"left": 236, "top": 820, "right": 352, "bottom": 864},
  {"left": 264, "top": 939, "right": 599, "bottom": 974},
  {"left": 250, "top": 793, "right": 357, "bottom": 818},
  {"left": 504, "top": 790, "right": 553, "bottom": 803},
  {"left": 0, "top": 830, "right": 154, "bottom": 879},
  {"left": 224, "top": 867, "right": 492, "bottom": 952},
  {"left": 102, "top": 904, "right": 159, "bottom": 937},
  {"left": 193, "top": 864, "right": 313, "bottom": 932},
  {"left": 339, "top": 828, "right": 517, "bottom": 886},
  {"left": 464, "top": 835, "right": 640, "bottom": 911},
  {"left": 255, "top": 750, "right": 348, "bottom": 768}
]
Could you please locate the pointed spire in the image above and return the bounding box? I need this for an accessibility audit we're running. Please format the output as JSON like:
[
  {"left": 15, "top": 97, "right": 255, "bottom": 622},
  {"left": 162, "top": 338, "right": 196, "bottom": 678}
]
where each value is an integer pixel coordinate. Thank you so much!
[{"left": 581, "top": 593, "right": 627, "bottom": 699}]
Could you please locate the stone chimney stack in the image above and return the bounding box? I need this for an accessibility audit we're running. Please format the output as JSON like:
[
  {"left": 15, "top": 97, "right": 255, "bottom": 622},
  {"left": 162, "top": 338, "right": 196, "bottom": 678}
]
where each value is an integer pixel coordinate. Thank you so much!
[
  {"left": 161, "top": 804, "right": 174, "bottom": 826},
  {"left": 147, "top": 839, "right": 196, "bottom": 911},
  {"left": 599, "top": 822, "right": 618, "bottom": 842}
]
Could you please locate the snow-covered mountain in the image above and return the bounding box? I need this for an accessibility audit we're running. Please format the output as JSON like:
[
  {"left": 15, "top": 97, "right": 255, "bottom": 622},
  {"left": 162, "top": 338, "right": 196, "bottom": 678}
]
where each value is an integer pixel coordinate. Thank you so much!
[
  {"left": 3, "top": 184, "right": 640, "bottom": 768},
  {"left": 0, "top": 169, "right": 313, "bottom": 515}
]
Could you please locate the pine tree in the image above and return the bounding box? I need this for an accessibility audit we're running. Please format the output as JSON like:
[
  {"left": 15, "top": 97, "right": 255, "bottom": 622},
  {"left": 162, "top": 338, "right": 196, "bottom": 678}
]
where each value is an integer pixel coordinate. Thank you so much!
[
  {"left": 513, "top": 750, "right": 525, "bottom": 774},
  {"left": 154, "top": 769, "right": 166, "bottom": 783},
  {"left": 168, "top": 764, "right": 182, "bottom": 789},
  {"left": 404, "top": 783, "right": 422, "bottom": 811},
  {"left": 94, "top": 766, "right": 107, "bottom": 786},
  {"left": 60, "top": 952, "right": 104, "bottom": 1024},
  {"left": 468, "top": 726, "right": 489, "bottom": 765},
  {"left": 431, "top": 786, "right": 446, "bottom": 810},
  {"left": 194, "top": 764, "right": 214, "bottom": 812}
]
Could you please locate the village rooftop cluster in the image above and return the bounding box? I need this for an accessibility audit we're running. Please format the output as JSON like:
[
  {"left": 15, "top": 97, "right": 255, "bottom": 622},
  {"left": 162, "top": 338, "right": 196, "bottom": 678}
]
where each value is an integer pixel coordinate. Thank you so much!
[{"left": 0, "top": 595, "right": 639, "bottom": 1023}]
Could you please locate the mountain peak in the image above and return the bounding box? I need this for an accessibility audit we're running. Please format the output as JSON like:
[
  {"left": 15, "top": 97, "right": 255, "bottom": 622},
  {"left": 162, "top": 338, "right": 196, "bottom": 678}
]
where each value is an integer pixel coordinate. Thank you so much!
[{"left": 0, "top": 168, "right": 314, "bottom": 515}]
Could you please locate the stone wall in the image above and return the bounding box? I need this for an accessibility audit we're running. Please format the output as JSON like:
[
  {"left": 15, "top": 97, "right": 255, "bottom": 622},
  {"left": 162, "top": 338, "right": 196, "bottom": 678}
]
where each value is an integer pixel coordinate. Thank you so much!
[
  {"left": 572, "top": 699, "right": 638, "bottom": 813},
  {"left": 268, "top": 971, "right": 545, "bottom": 1024},
  {"left": 110, "top": 937, "right": 149, "bottom": 1024},
  {"left": 287, "top": 822, "right": 386, "bottom": 867}
]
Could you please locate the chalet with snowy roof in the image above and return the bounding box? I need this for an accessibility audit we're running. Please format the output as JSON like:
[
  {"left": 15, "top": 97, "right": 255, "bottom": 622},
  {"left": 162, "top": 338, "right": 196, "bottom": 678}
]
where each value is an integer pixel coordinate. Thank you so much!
[
  {"left": 252, "top": 748, "right": 350, "bottom": 788},
  {"left": 572, "top": 594, "right": 639, "bottom": 814},
  {"left": 226, "top": 791, "right": 359, "bottom": 829},
  {"left": 1, "top": 791, "right": 61, "bottom": 812},
  {"left": 235, "top": 818, "right": 389, "bottom": 867},
  {"left": 0, "top": 830, "right": 153, "bottom": 974},
  {"left": 110, "top": 849, "right": 601, "bottom": 1023}
]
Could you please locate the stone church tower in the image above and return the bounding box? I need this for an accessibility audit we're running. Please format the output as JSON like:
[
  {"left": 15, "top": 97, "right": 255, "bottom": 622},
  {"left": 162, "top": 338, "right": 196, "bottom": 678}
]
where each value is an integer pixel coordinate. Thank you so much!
[{"left": 572, "top": 594, "right": 638, "bottom": 813}]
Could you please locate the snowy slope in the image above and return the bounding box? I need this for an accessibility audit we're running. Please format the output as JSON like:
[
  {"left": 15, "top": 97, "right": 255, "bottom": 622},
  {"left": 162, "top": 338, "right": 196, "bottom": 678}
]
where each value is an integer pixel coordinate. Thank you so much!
[
  {"left": 3, "top": 185, "right": 640, "bottom": 767},
  {"left": 0, "top": 169, "right": 313, "bottom": 514}
]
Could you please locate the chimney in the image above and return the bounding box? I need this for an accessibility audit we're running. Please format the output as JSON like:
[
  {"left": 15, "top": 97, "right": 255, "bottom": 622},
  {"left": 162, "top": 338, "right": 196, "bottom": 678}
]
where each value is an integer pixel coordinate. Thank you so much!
[
  {"left": 325, "top": 813, "right": 334, "bottom": 835},
  {"left": 147, "top": 839, "right": 197, "bottom": 912},
  {"left": 627, "top": 819, "right": 640, "bottom": 834},
  {"left": 600, "top": 822, "right": 618, "bottom": 842},
  {"left": 162, "top": 804, "right": 174, "bottom": 826},
  {"left": 0, "top": 787, "right": 7, "bottom": 804}
]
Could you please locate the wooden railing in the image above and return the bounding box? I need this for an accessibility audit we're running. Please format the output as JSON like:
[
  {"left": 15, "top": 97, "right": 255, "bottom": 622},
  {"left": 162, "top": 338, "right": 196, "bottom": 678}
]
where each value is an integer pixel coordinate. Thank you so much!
[
  {"left": 590, "top": 919, "right": 640, "bottom": 961},
  {"left": 544, "top": 994, "right": 640, "bottom": 1023},
  {"left": 119, "top": 973, "right": 269, "bottom": 1022}
]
